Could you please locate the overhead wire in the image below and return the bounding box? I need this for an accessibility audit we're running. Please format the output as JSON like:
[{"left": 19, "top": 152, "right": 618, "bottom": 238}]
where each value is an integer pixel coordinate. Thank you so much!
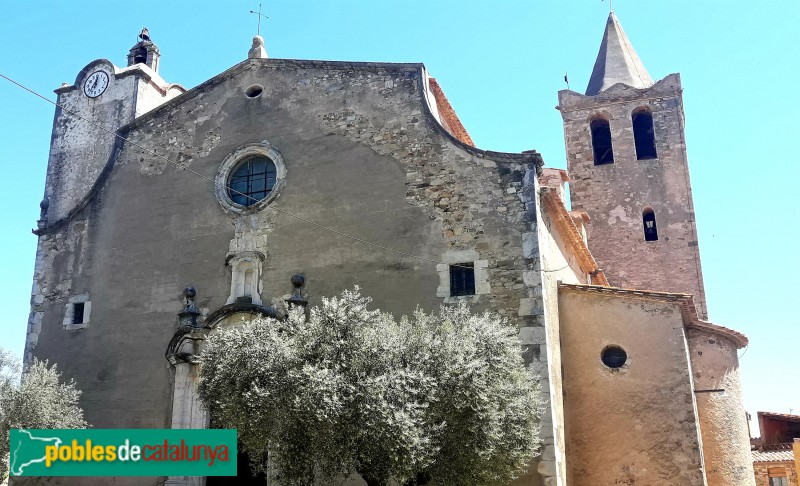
[{"left": 0, "top": 71, "right": 569, "bottom": 274}]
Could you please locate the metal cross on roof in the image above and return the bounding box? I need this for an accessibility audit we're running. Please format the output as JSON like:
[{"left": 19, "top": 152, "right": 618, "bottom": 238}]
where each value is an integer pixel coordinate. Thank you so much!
[{"left": 249, "top": 3, "right": 269, "bottom": 36}]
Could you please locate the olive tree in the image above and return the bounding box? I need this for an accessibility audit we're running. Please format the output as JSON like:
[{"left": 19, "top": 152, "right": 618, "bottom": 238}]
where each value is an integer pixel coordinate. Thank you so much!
[
  {"left": 0, "top": 348, "right": 87, "bottom": 480},
  {"left": 199, "top": 288, "right": 543, "bottom": 486}
]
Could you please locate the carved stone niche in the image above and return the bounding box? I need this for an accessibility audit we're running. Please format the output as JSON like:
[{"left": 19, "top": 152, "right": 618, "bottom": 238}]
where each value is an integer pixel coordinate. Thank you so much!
[{"left": 226, "top": 251, "right": 265, "bottom": 306}]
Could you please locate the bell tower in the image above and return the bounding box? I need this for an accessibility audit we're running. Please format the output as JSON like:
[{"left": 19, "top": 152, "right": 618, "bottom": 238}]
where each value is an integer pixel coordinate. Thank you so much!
[
  {"left": 557, "top": 12, "right": 707, "bottom": 318},
  {"left": 40, "top": 29, "right": 183, "bottom": 226}
]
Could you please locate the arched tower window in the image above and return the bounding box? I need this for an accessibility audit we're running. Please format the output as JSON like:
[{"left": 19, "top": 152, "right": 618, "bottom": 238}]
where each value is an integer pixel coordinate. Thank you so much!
[
  {"left": 632, "top": 108, "right": 657, "bottom": 160},
  {"left": 132, "top": 46, "right": 148, "bottom": 65},
  {"left": 642, "top": 207, "right": 658, "bottom": 241},
  {"left": 590, "top": 118, "right": 614, "bottom": 165}
]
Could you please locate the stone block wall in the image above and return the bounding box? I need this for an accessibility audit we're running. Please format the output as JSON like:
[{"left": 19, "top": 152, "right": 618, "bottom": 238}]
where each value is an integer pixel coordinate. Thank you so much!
[
  {"left": 557, "top": 74, "right": 707, "bottom": 319},
  {"left": 43, "top": 61, "right": 180, "bottom": 226},
  {"left": 688, "top": 327, "right": 756, "bottom": 486},
  {"left": 558, "top": 288, "right": 707, "bottom": 486},
  {"left": 753, "top": 461, "right": 798, "bottom": 486},
  {"left": 25, "top": 58, "right": 558, "bottom": 485}
]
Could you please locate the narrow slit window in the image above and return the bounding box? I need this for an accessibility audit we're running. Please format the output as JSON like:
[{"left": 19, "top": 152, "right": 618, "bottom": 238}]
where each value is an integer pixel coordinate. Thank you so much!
[
  {"left": 450, "top": 263, "right": 475, "bottom": 297},
  {"left": 632, "top": 108, "right": 657, "bottom": 160},
  {"left": 72, "top": 302, "right": 85, "bottom": 325},
  {"left": 643, "top": 208, "right": 658, "bottom": 241},
  {"left": 590, "top": 118, "right": 614, "bottom": 165}
]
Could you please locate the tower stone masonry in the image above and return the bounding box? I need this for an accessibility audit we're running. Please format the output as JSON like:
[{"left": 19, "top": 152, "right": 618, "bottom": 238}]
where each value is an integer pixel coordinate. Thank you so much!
[{"left": 558, "top": 12, "right": 707, "bottom": 319}]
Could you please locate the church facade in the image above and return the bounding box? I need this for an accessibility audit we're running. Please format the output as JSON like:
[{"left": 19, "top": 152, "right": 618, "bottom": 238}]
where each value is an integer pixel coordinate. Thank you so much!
[{"left": 21, "top": 14, "right": 754, "bottom": 486}]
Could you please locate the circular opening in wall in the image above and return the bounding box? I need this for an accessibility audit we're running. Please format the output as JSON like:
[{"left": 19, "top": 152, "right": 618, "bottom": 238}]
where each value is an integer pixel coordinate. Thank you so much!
[
  {"left": 245, "top": 84, "right": 263, "bottom": 98},
  {"left": 214, "top": 142, "right": 287, "bottom": 214},
  {"left": 601, "top": 345, "right": 627, "bottom": 369},
  {"left": 227, "top": 155, "right": 277, "bottom": 207}
]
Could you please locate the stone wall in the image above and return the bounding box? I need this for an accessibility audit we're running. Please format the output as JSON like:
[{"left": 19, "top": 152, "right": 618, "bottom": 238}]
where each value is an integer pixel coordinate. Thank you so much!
[
  {"left": 42, "top": 60, "right": 180, "bottom": 226},
  {"left": 753, "top": 461, "right": 798, "bottom": 486},
  {"left": 688, "top": 328, "right": 756, "bottom": 485},
  {"left": 25, "top": 58, "right": 551, "bottom": 485},
  {"left": 558, "top": 287, "right": 706, "bottom": 486},
  {"left": 557, "top": 74, "right": 707, "bottom": 319}
]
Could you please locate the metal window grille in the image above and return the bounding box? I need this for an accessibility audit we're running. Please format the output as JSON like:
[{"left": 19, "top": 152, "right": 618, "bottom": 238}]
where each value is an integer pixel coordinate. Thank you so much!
[
  {"left": 450, "top": 263, "right": 475, "bottom": 297},
  {"left": 73, "top": 302, "right": 85, "bottom": 325},
  {"left": 228, "top": 156, "right": 277, "bottom": 207}
]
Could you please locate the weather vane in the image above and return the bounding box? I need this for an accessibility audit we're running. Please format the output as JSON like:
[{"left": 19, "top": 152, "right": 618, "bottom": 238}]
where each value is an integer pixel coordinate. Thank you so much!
[
  {"left": 249, "top": 3, "right": 269, "bottom": 36},
  {"left": 602, "top": 0, "right": 613, "bottom": 13}
]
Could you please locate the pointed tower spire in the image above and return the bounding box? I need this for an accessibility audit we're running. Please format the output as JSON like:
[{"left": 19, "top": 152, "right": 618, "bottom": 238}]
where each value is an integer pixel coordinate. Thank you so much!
[{"left": 585, "top": 12, "right": 653, "bottom": 96}]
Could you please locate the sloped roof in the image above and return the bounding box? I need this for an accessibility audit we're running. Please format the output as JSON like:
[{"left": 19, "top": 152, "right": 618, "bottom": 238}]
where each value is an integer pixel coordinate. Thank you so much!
[
  {"left": 586, "top": 12, "right": 654, "bottom": 96},
  {"left": 752, "top": 449, "right": 795, "bottom": 463},
  {"left": 428, "top": 78, "right": 474, "bottom": 146},
  {"left": 558, "top": 283, "right": 748, "bottom": 348},
  {"left": 760, "top": 412, "right": 800, "bottom": 422},
  {"left": 539, "top": 187, "right": 608, "bottom": 286}
]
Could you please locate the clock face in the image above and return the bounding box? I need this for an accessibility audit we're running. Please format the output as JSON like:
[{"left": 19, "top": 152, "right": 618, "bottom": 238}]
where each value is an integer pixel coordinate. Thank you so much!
[{"left": 84, "top": 71, "right": 109, "bottom": 98}]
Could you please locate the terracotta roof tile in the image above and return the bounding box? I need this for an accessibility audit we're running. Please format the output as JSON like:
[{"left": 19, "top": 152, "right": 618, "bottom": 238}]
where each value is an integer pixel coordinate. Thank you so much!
[
  {"left": 759, "top": 412, "right": 800, "bottom": 422},
  {"left": 752, "top": 449, "right": 795, "bottom": 462},
  {"left": 428, "top": 78, "right": 474, "bottom": 146},
  {"left": 540, "top": 188, "right": 608, "bottom": 286}
]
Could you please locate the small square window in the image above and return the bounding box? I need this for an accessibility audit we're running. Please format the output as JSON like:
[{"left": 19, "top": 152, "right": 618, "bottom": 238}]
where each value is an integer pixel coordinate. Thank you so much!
[
  {"left": 450, "top": 263, "right": 475, "bottom": 297},
  {"left": 63, "top": 295, "right": 90, "bottom": 329},
  {"left": 72, "top": 302, "right": 85, "bottom": 325}
]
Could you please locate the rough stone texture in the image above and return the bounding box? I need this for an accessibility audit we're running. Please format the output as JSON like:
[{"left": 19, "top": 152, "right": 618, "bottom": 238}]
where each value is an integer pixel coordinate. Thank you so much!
[
  {"left": 24, "top": 58, "right": 549, "bottom": 485},
  {"left": 558, "top": 288, "right": 706, "bottom": 486},
  {"left": 43, "top": 60, "right": 183, "bottom": 225},
  {"left": 753, "top": 460, "right": 798, "bottom": 486},
  {"left": 558, "top": 73, "right": 708, "bottom": 319},
  {"left": 688, "top": 328, "right": 756, "bottom": 486},
  {"left": 525, "top": 175, "right": 590, "bottom": 486}
]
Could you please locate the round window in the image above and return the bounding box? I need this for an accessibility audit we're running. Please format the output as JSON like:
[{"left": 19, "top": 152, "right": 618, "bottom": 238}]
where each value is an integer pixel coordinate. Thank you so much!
[
  {"left": 227, "top": 155, "right": 277, "bottom": 207},
  {"left": 215, "top": 142, "right": 286, "bottom": 214},
  {"left": 601, "top": 345, "right": 627, "bottom": 369}
]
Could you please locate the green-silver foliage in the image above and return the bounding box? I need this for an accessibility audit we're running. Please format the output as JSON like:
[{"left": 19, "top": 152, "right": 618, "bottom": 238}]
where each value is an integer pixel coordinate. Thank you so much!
[
  {"left": 199, "top": 288, "right": 544, "bottom": 486},
  {"left": 0, "top": 348, "right": 87, "bottom": 480}
]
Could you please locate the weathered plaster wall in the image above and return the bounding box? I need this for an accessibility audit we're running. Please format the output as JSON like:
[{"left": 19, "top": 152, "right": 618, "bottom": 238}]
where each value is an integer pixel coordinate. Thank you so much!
[
  {"left": 527, "top": 178, "right": 587, "bottom": 486},
  {"left": 688, "top": 328, "right": 756, "bottom": 485},
  {"left": 558, "top": 74, "right": 708, "bottom": 318},
  {"left": 43, "top": 61, "right": 179, "bottom": 224},
  {"left": 559, "top": 288, "right": 706, "bottom": 486},
  {"left": 26, "top": 59, "right": 550, "bottom": 485},
  {"left": 45, "top": 62, "right": 136, "bottom": 224}
]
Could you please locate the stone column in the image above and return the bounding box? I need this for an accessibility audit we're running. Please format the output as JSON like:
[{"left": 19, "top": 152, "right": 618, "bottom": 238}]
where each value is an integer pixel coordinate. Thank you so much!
[{"left": 165, "top": 361, "right": 208, "bottom": 486}]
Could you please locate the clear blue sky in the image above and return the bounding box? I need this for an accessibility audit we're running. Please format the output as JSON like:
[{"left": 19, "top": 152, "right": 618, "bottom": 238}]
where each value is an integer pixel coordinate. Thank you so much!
[{"left": 0, "top": 1, "right": 797, "bottom": 433}]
